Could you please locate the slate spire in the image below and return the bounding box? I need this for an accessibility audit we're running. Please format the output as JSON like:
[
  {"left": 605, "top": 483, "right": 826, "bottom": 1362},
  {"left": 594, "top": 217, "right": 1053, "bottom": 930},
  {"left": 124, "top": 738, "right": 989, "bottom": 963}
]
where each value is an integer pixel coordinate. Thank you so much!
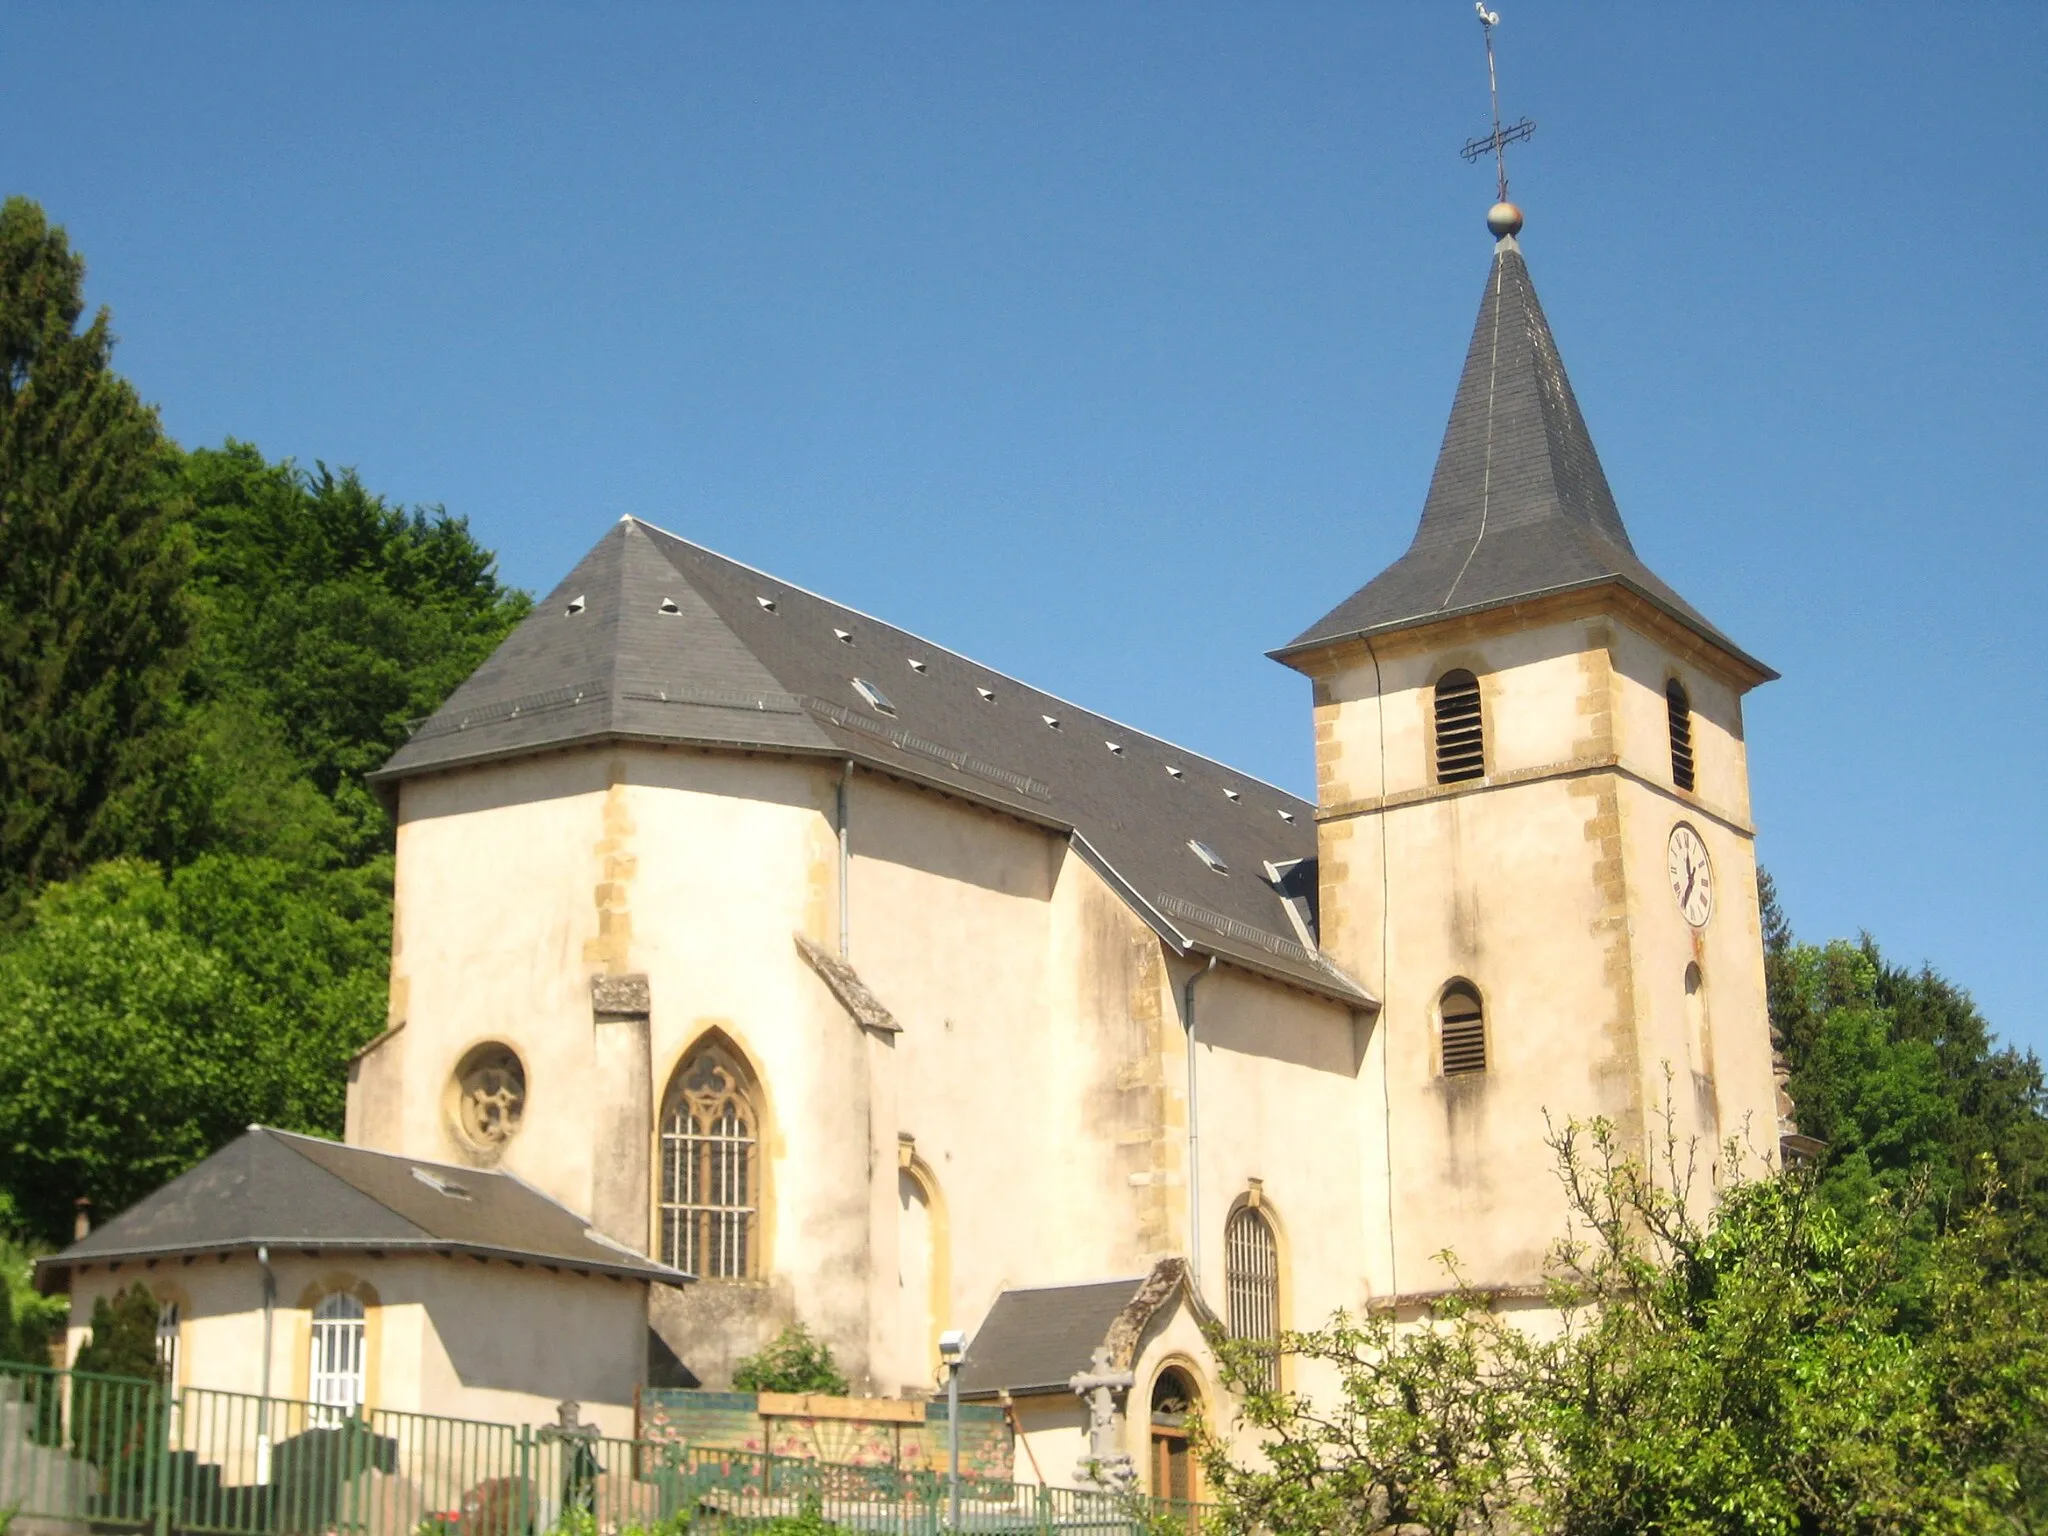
[{"left": 1276, "top": 229, "right": 1770, "bottom": 678}]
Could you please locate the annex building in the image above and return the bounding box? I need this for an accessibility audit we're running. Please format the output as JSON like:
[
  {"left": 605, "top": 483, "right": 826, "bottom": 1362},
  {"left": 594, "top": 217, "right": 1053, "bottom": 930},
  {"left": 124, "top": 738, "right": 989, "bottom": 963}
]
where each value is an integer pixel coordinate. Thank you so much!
[{"left": 44, "top": 209, "right": 1786, "bottom": 1499}]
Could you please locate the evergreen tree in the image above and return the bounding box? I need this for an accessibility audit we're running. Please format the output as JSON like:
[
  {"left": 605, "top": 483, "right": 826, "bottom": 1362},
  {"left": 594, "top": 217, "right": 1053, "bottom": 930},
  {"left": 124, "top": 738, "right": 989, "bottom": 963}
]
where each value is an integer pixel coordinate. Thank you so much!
[{"left": 0, "top": 198, "right": 193, "bottom": 919}]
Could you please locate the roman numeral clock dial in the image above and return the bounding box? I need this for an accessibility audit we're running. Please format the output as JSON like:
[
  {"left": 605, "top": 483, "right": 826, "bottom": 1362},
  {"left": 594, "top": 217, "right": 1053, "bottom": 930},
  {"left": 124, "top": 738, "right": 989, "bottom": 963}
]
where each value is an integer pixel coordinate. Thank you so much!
[{"left": 1667, "top": 823, "right": 1714, "bottom": 928}]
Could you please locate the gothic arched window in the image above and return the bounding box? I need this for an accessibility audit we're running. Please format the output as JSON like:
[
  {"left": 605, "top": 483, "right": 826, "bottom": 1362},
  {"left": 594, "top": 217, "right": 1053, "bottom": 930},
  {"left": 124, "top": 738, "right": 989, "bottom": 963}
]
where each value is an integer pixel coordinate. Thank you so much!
[
  {"left": 1224, "top": 1204, "right": 1280, "bottom": 1390},
  {"left": 1667, "top": 679, "right": 1695, "bottom": 792},
  {"left": 1440, "top": 982, "right": 1487, "bottom": 1076},
  {"left": 308, "top": 1292, "right": 366, "bottom": 1416},
  {"left": 660, "top": 1043, "right": 760, "bottom": 1279},
  {"left": 1433, "top": 670, "right": 1485, "bottom": 784}
]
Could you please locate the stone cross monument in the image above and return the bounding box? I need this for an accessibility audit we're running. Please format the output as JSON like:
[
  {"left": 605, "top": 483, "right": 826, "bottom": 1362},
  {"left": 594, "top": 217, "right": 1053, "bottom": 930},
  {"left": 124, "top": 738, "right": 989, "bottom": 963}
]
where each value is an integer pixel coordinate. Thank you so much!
[{"left": 1068, "top": 1345, "right": 1137, "bottom": 1491}]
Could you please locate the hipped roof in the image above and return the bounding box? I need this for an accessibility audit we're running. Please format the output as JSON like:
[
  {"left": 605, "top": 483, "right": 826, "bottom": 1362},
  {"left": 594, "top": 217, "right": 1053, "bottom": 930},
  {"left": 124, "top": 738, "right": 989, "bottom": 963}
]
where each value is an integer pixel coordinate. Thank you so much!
[
  {"left": 373, "top": 519, "right": 1371, "bottom": 1006},
  {"left": 37, "top": 1128, "right": 690, "bottom": 1291}
]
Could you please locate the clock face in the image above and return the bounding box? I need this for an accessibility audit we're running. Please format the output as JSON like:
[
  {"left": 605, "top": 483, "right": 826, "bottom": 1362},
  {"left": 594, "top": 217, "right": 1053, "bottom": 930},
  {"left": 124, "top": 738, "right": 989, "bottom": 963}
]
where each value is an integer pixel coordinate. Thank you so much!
[{"left": 1667, "top": 823, "right": 1714, "bottom": 928}]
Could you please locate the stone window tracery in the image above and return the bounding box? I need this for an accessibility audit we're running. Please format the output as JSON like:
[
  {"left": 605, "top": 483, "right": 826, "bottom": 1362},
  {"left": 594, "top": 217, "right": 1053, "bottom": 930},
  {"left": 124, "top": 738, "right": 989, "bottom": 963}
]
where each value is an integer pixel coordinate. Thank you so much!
[
  {"left": 660, "top": 1045, "right": 759, "bottom": 1279},
  {"left": 450, "top": 1044, "right": 526, "bottom": 1156}
]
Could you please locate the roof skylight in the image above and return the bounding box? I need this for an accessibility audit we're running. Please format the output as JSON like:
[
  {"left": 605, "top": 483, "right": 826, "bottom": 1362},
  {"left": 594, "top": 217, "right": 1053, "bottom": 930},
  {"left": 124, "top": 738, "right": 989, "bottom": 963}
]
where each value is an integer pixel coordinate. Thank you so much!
[
  {"left": 852, "top": 678, "right": 896, "bottom": 715},
  {"left": 412, "top": 1167, "right": 472, "bottom": 1200},
  {"left": 1188, "top": 839, "right": 1229, "bottom": 874}
]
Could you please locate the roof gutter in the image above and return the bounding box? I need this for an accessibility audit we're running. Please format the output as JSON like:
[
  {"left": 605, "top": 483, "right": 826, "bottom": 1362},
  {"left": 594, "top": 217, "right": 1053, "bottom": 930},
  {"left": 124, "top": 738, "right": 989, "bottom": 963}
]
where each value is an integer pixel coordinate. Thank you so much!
[{"left": 35, "top": 1237, "right": 691, "bottom": 1293}]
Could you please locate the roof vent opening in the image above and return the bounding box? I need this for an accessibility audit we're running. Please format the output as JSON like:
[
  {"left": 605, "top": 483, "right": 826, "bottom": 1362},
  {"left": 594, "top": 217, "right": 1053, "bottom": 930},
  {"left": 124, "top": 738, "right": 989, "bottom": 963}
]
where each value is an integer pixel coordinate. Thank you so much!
[
  {"left": 1223, "top": 788, "right": 1241, "bottom": 803},
  {"left": 1105, "top": 741, "right": 1124, "bottom": 756},
  {"left": 1165, "top": 766, "right": 1185, "bottom": 780},
  {"left": 908, "top": 659, "right": 929, "bottom": 674},
  {"left": 756, "top": 596, "right": 778, "bottom": 613},
  {"left": 851, "top": 678, "right": 896, "bottom": 716},
  {"left": 564, "top": 595, "right": 586, "bottom": 616},
  {"left": 1042, "top": 715, "right": 1061, "bottom": 730},
  {"left": 834, "top": 627, "right": 854, "bottom": 645},
  {"left": 976, "top": 687, "right": 995, "bottom": 702},
  {"left": 1188, "top": 839, "right": 1229, "bottom": 875},
  {"left": 1277, "top": 809, "right": 1296, "bottom": 824},
  {"left": 658, "top": 597, "right": 681, "bottom": 615},
  {"left": 411, "top": 1167, "right": 472, "bottom": 1200}
]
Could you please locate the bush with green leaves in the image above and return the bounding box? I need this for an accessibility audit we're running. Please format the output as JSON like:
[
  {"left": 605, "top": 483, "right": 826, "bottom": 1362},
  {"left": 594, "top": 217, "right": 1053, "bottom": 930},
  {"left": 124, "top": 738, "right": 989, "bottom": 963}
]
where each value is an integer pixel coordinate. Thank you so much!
[
  {"left": 731, "top": 1324, "right": 850, "bottom": 1397},
  {"left": 1200, "top": 1110, "right": 2048, "bottom": 1536}
]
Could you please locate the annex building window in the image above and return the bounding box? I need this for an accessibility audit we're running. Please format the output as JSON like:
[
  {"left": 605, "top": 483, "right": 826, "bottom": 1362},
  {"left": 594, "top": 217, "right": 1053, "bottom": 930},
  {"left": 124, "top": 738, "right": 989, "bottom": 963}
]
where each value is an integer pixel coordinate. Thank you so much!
[
  {"left": 1440, "top": 982, "right": 1487, "bottom": 1076},
  {"left": 1224, "top": 1204, "right": 1280, "bottom": 1390},
  {"left": 1667, "top": 679, "right": 1695, "bottom": 792},
  {"left": 1433, "top": 670, "right": 1485, "bottom": 784},
  {"left": 308, "top": 1292, "right": 366, "bottom": 1417},
  {"left": 661, "top": 1043, "right": 760, "bottom": 1279}
]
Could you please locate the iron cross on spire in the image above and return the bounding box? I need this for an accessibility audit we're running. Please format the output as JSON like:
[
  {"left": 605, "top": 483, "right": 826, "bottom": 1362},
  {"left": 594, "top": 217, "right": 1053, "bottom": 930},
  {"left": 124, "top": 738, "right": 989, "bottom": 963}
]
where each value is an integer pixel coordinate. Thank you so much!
[{"left": 1459, "top": 3, "right": 1535, "bottom": 207}]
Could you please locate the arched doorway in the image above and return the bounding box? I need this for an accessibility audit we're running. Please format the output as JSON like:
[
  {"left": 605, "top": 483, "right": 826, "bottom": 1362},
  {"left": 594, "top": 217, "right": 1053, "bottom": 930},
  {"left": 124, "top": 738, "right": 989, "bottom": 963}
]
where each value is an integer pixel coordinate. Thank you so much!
[{"left": 1148, "top": 1365, "right": 1201, "bottom": 1505}]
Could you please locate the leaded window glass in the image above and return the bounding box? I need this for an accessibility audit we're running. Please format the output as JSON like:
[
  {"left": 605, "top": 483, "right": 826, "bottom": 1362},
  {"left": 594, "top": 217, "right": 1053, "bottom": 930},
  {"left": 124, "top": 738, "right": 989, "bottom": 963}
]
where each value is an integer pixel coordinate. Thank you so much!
[
  {"left": 660, "top": 1047, "right": 759, "bottom": 1279},
  {"left": 1225, "top": 1205, "right": 1279, "bottom": 1389}
]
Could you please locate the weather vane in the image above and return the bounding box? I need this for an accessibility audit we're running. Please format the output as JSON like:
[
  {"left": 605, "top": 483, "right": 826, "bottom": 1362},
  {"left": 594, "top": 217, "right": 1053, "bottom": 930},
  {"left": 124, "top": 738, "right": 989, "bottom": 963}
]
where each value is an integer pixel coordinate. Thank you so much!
[{"left": 1459, "top": 4, "right": 1534, "bottom": 236}]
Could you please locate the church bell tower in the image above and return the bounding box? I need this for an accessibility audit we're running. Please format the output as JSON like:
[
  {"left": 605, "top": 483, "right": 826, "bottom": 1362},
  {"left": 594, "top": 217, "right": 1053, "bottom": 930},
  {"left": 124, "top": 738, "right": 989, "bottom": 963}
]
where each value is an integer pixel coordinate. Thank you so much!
[{"left": 1273, "top": 198, "right": 1781, "bottom": 1295}]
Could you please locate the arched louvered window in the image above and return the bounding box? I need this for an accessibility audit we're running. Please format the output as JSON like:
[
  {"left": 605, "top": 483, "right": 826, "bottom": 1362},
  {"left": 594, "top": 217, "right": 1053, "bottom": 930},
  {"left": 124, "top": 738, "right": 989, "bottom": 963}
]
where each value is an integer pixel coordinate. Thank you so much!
[
  {"left": 1433, "top": 670, "right": 1485, "bottom": 784},
  {"left": 1224, "top": 1204, "right": 1280, "bottom": 1389},
  {"left": 1667, "top": 679, "right": 1695, "bottom": 792},
  {"left": 1440, "top": 982, "right": 1487, "bottom": 1076},
  {"left": 660, "top": 1042, "right": 760, "bottom": 1278}
]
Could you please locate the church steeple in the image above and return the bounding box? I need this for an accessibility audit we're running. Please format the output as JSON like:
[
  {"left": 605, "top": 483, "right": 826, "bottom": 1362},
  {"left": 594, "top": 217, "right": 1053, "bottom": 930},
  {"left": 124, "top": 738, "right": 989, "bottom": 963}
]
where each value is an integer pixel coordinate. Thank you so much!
[{"left": 1275, "top": 226, "right": 1771, "bottom": 681}]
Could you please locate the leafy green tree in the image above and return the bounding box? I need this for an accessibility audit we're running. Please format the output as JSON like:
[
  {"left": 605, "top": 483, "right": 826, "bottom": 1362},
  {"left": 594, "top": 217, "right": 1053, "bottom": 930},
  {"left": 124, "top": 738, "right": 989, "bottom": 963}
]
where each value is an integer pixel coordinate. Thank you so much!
[
  {"left": 0, "top": 198, "right": 193, "bottom": 919},
  {"left": 177, "top": 442, "right": 529, "bottom": 863},
  {"left": 1760, "top": 873, "right": 2048, "bottom": 1275},
  {"left": 731, "top": 1323, "right": 851, "bottom": 1396},
  {"left": 0, "top": 856, "right": 387, "bottom": 1242},
  {"left": 0, "top": 1226, "right": 66, "bottom": 1364},
  {"left": 71, "top": 1283, "right": 160, "bottom": 1385}
]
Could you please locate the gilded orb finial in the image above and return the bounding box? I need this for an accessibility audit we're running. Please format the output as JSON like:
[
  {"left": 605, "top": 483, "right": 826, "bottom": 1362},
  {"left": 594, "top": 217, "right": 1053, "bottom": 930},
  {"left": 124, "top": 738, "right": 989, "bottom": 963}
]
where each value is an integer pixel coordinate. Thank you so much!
[{"left": 1487, "top": 201, "right": 1523, "bottom": 239}]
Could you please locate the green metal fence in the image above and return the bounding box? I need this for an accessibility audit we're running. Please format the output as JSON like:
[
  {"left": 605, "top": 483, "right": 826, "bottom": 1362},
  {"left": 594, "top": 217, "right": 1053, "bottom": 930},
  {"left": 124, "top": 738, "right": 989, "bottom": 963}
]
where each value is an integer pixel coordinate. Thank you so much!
[{"left": 0, "top": 1364, "right": 1207, "bottom": 1535}]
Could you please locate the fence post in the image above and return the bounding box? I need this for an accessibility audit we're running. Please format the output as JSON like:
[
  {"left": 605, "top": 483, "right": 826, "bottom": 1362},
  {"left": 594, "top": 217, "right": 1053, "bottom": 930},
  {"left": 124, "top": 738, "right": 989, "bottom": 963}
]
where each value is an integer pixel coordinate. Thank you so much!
[
  {"left": 516, "top": 1423, "right": 533, "bottom": 1536},
  {"left": 151, "top": 1377, "right": 170, "bottom": 1536}
]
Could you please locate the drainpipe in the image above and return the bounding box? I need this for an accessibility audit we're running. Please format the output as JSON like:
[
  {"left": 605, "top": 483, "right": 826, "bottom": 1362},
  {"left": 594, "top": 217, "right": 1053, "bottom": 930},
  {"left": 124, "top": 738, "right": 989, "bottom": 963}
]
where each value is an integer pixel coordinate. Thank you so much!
[
  {"left": 1183, "top": 954, "right": 1218, "bottom": 1297},
  {"left": 256, "top": 1244, "right": 276, "bottom": 1483},
  {"left": 837, "top": 760, "right": 853, "bottom": 959}
]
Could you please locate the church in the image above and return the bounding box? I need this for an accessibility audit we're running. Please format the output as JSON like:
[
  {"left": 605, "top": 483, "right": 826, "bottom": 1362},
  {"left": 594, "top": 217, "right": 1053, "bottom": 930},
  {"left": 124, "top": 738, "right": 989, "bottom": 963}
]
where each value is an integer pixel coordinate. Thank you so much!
[{"left": 45, "top": 200, "right": 1783, "bottom": 1498}]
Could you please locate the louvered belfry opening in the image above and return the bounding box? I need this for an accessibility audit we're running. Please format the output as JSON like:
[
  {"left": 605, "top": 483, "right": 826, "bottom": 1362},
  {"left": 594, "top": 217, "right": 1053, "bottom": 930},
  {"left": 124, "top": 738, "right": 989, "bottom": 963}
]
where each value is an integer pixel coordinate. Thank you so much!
[
  {"left": 1225, "top": 1204, "right": 1280, "bottom": 1390},
  {"left": 1440, "top": 983, "right": 1487, "bottom": 1076},
  {"left": 1666, "top": 679, "right": 1696, "bottom": 792},
  {"left": 1433, "top": 670, "right": 1485, "bottom": 784}
]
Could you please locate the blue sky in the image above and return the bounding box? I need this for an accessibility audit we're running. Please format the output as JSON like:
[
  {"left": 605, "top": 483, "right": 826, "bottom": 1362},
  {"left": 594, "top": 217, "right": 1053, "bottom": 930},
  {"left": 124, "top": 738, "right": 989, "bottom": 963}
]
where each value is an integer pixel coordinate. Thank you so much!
[{"left": 5, "top": 4, "right": 2043, "bottom": 1053}]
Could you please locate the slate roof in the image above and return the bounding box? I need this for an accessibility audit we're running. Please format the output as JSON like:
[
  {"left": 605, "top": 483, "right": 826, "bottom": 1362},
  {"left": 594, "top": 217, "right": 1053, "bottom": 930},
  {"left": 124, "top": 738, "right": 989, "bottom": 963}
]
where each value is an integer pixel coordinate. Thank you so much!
[
  {"left": 36, "top": 1128, "right": 690, "bottom": 1291},
  {"left": 372, "top": 519, "right": 1370, "bottom": 1005},
  {"left": 954, "top": 1277, "right": 1149, "bottom": 1399},
  {"left": 1276, "top": 236, "right": 1774, "bottom": 680}
]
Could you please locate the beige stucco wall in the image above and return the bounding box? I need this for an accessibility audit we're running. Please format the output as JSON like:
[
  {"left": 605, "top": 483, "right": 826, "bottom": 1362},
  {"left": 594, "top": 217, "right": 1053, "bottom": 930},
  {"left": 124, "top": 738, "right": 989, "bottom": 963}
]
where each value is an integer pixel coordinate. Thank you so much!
[
  {"left": 63, "top": 1254, "right": 647, "bottom": 1434},
  {"left": 357, "top": 740, "right": 1366, "bottom": 1415},
  {"left": 1307, "top": 600, "right": 1778, "bottom": 1292}
]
